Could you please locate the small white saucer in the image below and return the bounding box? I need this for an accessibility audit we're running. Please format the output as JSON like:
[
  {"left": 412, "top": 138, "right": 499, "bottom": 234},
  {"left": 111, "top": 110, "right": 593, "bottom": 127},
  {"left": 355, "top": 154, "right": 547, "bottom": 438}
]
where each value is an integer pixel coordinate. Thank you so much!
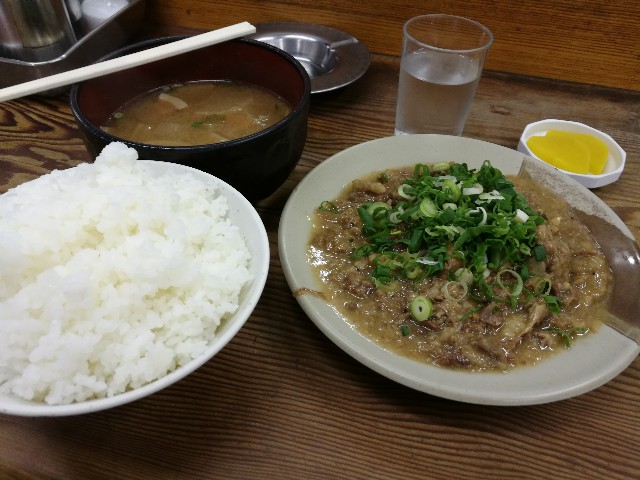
[{"left": 517, "top": 119, "right": 626, "bottom": 189}]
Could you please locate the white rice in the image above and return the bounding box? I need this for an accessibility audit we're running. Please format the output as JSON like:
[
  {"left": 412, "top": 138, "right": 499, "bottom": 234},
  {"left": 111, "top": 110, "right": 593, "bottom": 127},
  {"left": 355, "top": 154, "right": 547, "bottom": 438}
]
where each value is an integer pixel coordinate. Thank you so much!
[{"left": 0, "top": 142, "right": 252, "bottom": 405}]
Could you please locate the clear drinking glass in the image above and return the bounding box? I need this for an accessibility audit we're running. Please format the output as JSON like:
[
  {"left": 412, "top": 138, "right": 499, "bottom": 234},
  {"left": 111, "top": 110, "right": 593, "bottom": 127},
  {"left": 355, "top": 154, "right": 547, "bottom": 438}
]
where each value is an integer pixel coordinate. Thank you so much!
[{"left": 394, "top": 14, "right": 493, "bottom": 136}]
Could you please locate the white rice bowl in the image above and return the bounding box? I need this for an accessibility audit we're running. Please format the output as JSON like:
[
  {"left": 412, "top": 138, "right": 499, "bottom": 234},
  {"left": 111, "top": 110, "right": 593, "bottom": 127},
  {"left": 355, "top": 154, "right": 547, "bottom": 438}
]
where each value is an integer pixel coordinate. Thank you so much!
[{"left": 0, "top": 142, "right": 269, "bottom": 416}]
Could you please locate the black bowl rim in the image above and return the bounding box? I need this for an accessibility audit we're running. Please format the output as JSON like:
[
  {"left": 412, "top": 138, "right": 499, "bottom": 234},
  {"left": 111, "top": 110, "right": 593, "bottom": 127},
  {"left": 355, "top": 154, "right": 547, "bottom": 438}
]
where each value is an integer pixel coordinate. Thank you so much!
[{"left": 69, "top": 36, "right": 311, "bottom": 153}]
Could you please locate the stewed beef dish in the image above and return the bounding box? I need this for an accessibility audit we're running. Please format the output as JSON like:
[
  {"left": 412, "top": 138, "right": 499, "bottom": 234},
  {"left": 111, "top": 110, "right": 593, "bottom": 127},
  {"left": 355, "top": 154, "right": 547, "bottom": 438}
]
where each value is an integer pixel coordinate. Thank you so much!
[{"left": 307, "top": 161, "right": 612, "bottom": 371}]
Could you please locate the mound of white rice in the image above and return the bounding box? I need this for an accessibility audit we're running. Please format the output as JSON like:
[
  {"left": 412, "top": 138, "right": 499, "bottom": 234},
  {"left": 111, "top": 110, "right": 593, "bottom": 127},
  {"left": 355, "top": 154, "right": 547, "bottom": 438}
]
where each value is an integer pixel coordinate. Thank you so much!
[{"left": 0, "top": 142, "right": 252, "bottom": 405}]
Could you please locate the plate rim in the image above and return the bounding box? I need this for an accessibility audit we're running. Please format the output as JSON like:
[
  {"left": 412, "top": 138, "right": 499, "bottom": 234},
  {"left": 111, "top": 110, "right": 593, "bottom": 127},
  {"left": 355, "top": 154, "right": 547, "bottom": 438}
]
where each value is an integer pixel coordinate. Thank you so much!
[
  {"left": 278, "top": 134, "right": 640, "bottom": 406},
  {"left": 248, "top": 21, "right": 371, "bottom": 94}
]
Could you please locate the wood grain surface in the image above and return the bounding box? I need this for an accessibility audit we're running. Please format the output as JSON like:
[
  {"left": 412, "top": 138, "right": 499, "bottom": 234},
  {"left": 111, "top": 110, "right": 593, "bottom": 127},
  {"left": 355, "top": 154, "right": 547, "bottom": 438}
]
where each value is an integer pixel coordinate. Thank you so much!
[
  {"left": 145, "top": 0, "right": 640, "bottom": 91},
  {"left": 0, "top": 45, "right": 639, "bottom": 480}
]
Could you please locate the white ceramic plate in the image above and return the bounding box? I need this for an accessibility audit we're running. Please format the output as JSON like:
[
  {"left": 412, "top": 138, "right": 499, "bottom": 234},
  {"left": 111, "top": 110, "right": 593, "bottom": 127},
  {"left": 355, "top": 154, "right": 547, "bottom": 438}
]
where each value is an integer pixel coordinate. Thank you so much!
[
  {"left": 278, "top": 135, "right": 640, "bottom": 406},
  {"left": 0, "top": 160, "right": 270, "bottom": 416}
]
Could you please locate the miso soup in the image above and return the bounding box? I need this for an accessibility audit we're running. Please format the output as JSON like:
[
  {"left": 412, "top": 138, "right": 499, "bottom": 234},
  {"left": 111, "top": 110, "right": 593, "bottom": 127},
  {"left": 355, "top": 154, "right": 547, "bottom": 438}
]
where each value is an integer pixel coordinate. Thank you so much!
[{"left": 102, "top": 80, "right": 292, "bottom": 146}]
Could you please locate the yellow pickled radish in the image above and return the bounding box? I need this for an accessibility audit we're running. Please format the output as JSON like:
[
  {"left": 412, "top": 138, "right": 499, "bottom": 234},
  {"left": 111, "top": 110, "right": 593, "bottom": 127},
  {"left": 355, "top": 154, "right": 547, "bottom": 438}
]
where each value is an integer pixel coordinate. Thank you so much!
[
  {"left": 526, "top": 133, "right": 590, "bottom": 173},
  {"left": 526, "top": 129, "right": 608, "bottom": 175},
  {"left": 547, "top": 130, "right": 608, "bottom": 174}
]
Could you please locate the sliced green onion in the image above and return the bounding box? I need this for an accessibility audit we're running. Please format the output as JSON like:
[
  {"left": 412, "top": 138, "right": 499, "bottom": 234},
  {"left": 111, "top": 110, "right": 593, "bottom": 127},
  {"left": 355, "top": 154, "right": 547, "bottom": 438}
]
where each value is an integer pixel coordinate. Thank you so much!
[
  {"left": 389, "top": 211, "right": 403, "bottom": 224},
  {"left": 545, "top": 326, "right": 587, "bottom": 348},
  {"left": 544, "top": 295, "right": 561, "bottom": 313},
  {"left": 432, "top": 162, "right": 451, "bottom": 172},
  {"left": 319, "top": 201, "right": 340, "bottom": 213},
  {"left": 416, "top": 257, "right": 439, "bottom": 265},
  {"left": 397, "top": 184, "right": 415, "bottom": 199},
  {"left": 478, "top": 190, "right": 505, "bottom": 202},
  {"left": 534, "top": 276, "right": 553, "bottom": 296},
  {"left": 400, "top": 325, "right": 411, "bottom": 336},
  {"left": 419, "top": 197, "right": 438, "bottom": 217},
  {"left": 440, "top": 179, "right": 461, "bottom": 202},
  {"left": 389, "top": 205, "right": 406, "bottom": 224},
  {"left": 404, "top": 264, "right": 422, "bottom": 279},
  {"left": 466, "top": 206, "right": 487, "bottom": 226},
  {"left": 514, "top": 209, "right": 529, "bottom": 223},
  {"left": 374, "top": 253, "right": 393, "bottom": 266},
  {"left": 461, "top": 305, "right": 484, "bottom": 322},
  {"left": 455, "top": 267, "right": 474, "bottom": 285},
  {"left": 425, "top": 225, "right": 460, "bottom": 242},
  {"left": 463, "top": 183, "right": 483, "bottom": 196},
  {"left": 497, "top": 269, "right": 524, "bottom": 297},
  {"left": 409, "top": 296, "right": 433, "bottom": 321},
  {"left": 442, "top": 281, "right": 468, "bottom": 301},
  {"left": 375, "top": 277, "right": 398, "bottom": 292},
  {"left": 412, "top": 164, "right": 430, "bottom": 177},
  {"left": 533, "top": 244, "right": 547, "bottom": 261},
  {"left": 366, "top": 201, "right": 391, "bottom": 216},
  {"left": 519, "top": 264, "right": 530, "bottom": 281}
]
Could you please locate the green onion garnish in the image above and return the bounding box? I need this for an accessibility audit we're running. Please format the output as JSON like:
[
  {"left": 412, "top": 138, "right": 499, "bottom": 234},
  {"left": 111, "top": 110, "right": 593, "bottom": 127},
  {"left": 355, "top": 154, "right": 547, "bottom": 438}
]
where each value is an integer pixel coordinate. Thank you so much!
[
  {"left": 544, "top": 326, "right": 587, "bottom": 347},
  {"left": 319, "top": 201, "right": 340, "bottom": 214},
  {"left": 409, "top": 296, "right": 433, "bottom": 321},
  {"left": 352, "top": 160, "right": 554, "bottom": 314}
]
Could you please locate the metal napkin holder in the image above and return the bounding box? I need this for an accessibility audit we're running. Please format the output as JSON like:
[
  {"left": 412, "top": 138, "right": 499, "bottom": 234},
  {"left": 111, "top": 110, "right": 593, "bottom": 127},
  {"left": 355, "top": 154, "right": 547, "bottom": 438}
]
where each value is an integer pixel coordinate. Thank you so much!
[{"left": 0, "top": 0, "right": 145, "bottom": 91}]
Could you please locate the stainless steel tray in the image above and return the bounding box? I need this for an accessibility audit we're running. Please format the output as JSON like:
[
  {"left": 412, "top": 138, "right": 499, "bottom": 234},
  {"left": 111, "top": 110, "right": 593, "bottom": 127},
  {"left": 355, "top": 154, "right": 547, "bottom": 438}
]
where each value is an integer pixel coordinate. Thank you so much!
[{"left": 0, "top": 0, "right": 145, "bottom": 91}]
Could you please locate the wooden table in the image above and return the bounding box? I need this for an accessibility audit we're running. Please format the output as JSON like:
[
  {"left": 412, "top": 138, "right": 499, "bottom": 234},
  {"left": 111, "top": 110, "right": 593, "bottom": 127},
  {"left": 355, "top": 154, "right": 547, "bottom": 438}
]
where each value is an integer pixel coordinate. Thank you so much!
[{"left": 0, "top": 48, "right": 639, "bottom": 479}]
